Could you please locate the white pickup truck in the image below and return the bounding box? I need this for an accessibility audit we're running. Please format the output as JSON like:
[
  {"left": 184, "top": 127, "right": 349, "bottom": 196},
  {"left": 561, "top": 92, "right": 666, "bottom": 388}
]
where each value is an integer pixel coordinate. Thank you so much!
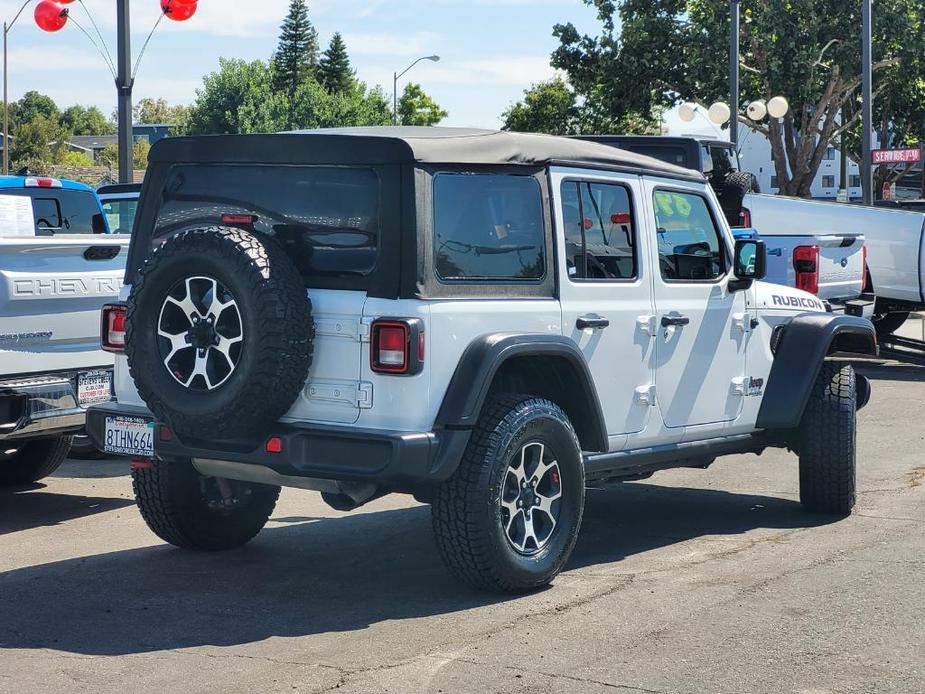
[
  {"left": 581, "top": 135, "right": 869, "bottom": 316},
  {"left": 743, "top": 195, "right": 925, "bottom": 334},
  {"left": 0, "top": 175, "right": 128, "bottom": 483}
]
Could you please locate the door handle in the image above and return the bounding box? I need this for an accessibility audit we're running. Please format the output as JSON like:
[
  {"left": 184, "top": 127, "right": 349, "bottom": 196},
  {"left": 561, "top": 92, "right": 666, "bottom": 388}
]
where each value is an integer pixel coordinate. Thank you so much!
[
  {"left": 576, "top": 315, "right": 610, "bottom": 330},
  {"left": 661, "top": 315, "right": 690, "bottom": 327}
]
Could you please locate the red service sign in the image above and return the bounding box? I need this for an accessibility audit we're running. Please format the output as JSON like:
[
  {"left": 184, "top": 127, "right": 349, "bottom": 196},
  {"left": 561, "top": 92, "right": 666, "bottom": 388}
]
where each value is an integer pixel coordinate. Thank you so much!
[{"left": 872, "top": 148, "right": 922, "bottom": 165}]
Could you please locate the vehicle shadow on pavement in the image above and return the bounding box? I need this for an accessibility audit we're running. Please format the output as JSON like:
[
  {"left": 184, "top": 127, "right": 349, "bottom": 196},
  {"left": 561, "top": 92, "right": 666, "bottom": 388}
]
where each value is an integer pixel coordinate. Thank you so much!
[
  {"left": 570, "top": 482, "right": 833, "bottom": 569},
  {"left": 52, "top": 457, "right": 130, "bottom": 480},
  {"left": 0, "top": 482, "right": 835, "bottom": 656},
  {"left": 0, "top": 488, "right": 135, "bottom": 535}
]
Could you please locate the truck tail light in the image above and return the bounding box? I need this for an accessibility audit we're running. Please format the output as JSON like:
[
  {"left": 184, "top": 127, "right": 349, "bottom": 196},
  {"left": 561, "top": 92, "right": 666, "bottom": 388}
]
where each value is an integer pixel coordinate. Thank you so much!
[
  {"left": 370, "top": 319, "right": 424, "bottom": 375},
  {"left": 738, "top": 207, "right": 752, "bottom": 228},
  {"left": 793, "top": 245, "right": 820, "bottom": 295},
  {"left": 101, "top": 303, "right": 127, "bottom": 353},
  {"left": 862, "top": 243, "right": 870, "bottom": 290}
]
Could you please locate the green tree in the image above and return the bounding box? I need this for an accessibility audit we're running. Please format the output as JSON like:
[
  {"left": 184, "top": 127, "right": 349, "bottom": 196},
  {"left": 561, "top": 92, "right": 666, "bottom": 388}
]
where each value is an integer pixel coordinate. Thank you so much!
[
  {"left": 397, "top": 83, "right": 447, "bottom": 126},
  {"left": 60, "top": 105, "right": 115, "bottom": 136},
  {"left": 501, "top": 77, "right": 580, "bottom": 135},
  {"left": 186, "top": 59, "right": 287, "bottom": 135},
  {"left": 133, "top": 139, "right": 152, "bottom": 169},
  {"left": 318, "top": 33, "right": 354, "bottom": 94},
  {"left": 13, "top": 91, "right": 59, "bottom": 130},
  {"left": 55, "top": 150, "right": 95, "bottom": 167},
  {"left": 97, "top": 143, "right": 120, "bottom": 168},
  {"left": 553, "top": 0, "right": 925, "bottom": 197},
  {"left": 9, "top": 114, "right": 68, "bottom": 168},
  {"left": 271, "top": 0, "right": 319, "bottom": 106},
  {"left": 133, "top": 97, "right": 191, "bottom": 129}
]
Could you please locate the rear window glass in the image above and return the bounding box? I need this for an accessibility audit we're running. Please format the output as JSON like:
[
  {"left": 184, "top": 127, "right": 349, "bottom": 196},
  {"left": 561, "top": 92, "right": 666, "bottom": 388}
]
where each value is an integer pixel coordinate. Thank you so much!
[
  {"left": 103, "top": 197, "right": 138, "bottom": 234},
  {"left": 155, "top": 165, "right": 380, "bottom": 280},
  {"left": 0, "top": 188, "right": 105, "bottom": 235},
  {"left": 623, "top": 145, "right": 688, "bottom": 168},
  {"left": 433, "top": 173, "right": 545, "bottom": 281}
]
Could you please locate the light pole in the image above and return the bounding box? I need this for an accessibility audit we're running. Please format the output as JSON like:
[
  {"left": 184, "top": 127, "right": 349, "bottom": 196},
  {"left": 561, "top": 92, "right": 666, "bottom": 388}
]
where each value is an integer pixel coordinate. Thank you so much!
[
  {"left": 393, "top": 55, "right": 439, "bottom": 125},
  {"left": 861, "top": 0, "right": 873, "bottom": 205},
  {"left": 116, "top": 0, "right": 132, "bottom": 184},
  {"left": 3, "top": 1, "right": 33, "bottom": 176},
  {"left": 729, "top": 0, "right": 740, "bottom": 147}
]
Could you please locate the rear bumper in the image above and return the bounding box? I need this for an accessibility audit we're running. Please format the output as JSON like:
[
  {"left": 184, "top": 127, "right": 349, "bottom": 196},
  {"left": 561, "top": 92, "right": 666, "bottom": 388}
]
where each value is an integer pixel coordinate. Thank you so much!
[
  {"left": 0, "top": 370, "right": 111, "bottom": 441},
  {"left": 828, "top": 294, "right": 875, "bottom": 320},
  {"left": 85, "top": 402, "right": 471, "bottom": 490}
]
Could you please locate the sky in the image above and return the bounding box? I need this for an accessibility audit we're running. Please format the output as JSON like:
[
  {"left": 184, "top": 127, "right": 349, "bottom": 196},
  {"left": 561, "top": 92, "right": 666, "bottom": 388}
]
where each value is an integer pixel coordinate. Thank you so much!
[{"left": 3, "top": 0, "right": 608, "bottom": 128}]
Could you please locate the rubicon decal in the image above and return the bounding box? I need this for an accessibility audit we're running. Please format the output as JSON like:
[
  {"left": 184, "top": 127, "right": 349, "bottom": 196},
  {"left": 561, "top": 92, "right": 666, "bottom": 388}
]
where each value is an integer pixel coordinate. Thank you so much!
[{"left": 770, "top": 294, "right": 825, "bottom": 311}]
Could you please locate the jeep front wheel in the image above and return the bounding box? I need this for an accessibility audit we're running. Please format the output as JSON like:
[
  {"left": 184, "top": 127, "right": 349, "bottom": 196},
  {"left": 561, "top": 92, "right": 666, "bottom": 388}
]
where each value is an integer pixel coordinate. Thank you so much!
[
  {"left": 431, "top": 395, "right": 585, "bottom": 593},
  {"left": 133, "top": 459, "right": 280, "bottom": 550},
  {"left": 798, "top": 362, "right": 857, "bottom": 516}
]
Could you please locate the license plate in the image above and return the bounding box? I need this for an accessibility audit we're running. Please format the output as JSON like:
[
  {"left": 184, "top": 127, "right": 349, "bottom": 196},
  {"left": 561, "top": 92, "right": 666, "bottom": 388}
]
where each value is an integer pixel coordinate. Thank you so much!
[
  {"left": 78, "top": 370, "right": 113, "bottom": 406},
  {"left": 104, "top": 416, "right": 155, "bottom": 457}
]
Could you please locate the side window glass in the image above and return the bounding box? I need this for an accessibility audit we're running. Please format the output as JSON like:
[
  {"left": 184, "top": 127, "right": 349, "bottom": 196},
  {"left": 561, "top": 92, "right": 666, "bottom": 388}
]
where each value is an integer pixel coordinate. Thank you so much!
[
  {"left": 433, "top": 174, "right": 545, "bottom": 281},
  {"left": 561, "top": 180, "right": 636, "bottom": 281},
  {"left": 653, "top": 191, "right": 725, "bottom": 281}
]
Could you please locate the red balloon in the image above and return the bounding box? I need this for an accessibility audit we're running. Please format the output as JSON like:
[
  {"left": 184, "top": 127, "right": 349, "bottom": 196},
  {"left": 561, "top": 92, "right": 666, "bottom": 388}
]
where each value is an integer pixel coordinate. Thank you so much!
[
  {"left": 161, "top": 0, "right": 198, "bottom": 21},
  {"left": 57, "top": 0, "right": 77, "bottom": 4},
  {"left": 34, "top": 1, "right": 69, "bottom": 32}
]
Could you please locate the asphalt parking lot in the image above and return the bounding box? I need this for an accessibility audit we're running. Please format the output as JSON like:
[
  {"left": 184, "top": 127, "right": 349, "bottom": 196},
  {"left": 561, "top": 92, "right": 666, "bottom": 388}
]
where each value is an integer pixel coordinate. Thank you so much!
[{"left": 1, "top": 360, "right": 923, "bottom": 694}]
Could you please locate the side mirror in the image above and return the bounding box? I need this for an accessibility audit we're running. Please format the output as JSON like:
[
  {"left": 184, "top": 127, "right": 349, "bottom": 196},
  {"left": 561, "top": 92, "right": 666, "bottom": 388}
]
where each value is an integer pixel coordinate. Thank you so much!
[{"left": 731, "top": 238, "right": 766, "bottom": 289}]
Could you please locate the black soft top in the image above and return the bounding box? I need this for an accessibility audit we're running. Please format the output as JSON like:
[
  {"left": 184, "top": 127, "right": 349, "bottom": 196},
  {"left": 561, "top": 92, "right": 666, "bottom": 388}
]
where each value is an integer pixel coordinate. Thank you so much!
[{"left": 148, "top": 126, "right": 702, "bottom": 180}]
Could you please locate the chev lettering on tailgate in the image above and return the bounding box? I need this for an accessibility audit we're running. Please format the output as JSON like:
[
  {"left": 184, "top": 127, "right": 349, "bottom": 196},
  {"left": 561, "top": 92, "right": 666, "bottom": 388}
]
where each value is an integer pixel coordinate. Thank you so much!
[
  {"left": 8, "top": 275, "right": 120, "bottom": 299},
  {"left": 771, "top": 294, "right": 825, "bottom": 311}
]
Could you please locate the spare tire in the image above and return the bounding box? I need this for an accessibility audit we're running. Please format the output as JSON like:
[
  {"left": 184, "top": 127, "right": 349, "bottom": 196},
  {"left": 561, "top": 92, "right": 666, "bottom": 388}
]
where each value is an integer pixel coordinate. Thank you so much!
[
  {"left": 126, "top": 226, "right": 314, "bottom": 439},
  {"left": 718, "top": 170, "right": 759, "bottom": 227}
]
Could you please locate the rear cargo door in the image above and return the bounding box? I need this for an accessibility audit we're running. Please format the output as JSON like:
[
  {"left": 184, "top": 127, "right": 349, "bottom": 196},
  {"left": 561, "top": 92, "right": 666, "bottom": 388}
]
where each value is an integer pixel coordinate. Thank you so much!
[{"left": 0, "top": 237, "right": 127, "bottom": 376}]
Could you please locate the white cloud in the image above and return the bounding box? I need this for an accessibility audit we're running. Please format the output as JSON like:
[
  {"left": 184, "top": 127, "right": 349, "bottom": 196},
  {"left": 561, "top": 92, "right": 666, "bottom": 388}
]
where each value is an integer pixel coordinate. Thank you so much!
[
  {"left": 6, "top": 47, "right": 102, "bottom": 73},
  {"left": 359, "top": 56, "right": 557, "bottom": 89},
  {"left": 341, "top": 31, "right": 443, "bottom": 57}
]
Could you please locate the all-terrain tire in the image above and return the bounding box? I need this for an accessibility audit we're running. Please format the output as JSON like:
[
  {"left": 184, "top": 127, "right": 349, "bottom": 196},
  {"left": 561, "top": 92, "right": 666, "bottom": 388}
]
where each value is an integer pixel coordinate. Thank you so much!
[
  {"left": 0, "top": 436, "right": 72, "bottom": 486},
  {"left": 798, "top": 362, "right": 857, "bottom": 516},
  {"left": 431, "top": 395, "right": 585, "bottom": 593},
  {"left": 133, "top": 458, "right": 280, "bottom": 550},
  {"left": 718, "top": 170, "right": 759, "bottom": 227},
  {"left": 872, "top": 311, "right": 909, "bottom": 336},
  {"left": 126, "top": 226, "right": 313, "bottom": 439}
]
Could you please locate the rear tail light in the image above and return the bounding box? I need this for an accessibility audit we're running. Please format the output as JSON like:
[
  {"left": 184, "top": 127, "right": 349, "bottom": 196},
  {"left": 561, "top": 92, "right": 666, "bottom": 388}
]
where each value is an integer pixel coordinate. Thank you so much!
[
  {"left": 862, "top": 243, "right": 870, "bottom": 290},
  {"left": 370, "top": 319, "right": 424, "bottom": 375},
  {"left": 738, "top": 207, "right": 752, "bottom": 228},
  {"left": 101, "top": 303, "right": 127, "bottom": 353},
  {"left": 793, "top": 245, "right": 820, "bottom": 295}
]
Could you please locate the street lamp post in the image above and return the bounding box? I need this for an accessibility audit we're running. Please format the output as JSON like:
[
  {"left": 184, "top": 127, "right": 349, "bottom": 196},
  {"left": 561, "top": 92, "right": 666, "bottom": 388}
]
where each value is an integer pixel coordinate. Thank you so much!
[
  {"left": 861, "top": 0, "right": 874, "bottom": 205},
  {"left": 393, "top": 55, "right": 440, "bottom": 125},
  {"left": 116, "top": 0, "right": 132, "bottom": 184},
  {"left": 729, "top": 0, "right": 740, "bottom": 147},
  {"left": 3, "top": 1, "right": 33, "bottom": 176}
]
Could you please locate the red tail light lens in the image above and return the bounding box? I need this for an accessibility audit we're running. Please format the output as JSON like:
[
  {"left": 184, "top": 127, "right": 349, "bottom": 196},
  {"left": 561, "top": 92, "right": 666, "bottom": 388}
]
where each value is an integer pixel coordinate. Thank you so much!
[
  {"left": 101, "top": 303, "right": 127, "bottom": 353},
  {"left": 370, "top": 319, "right": 424, "bottom": 375},
  {"left": 738, "top": 207, "right": 752, "bottom": 228},
  {"left": 793, "top": 245, "right": 820, "bottom": 295},
  {"left": 221, "top": 213, "right": 257, "bottom": 226}
]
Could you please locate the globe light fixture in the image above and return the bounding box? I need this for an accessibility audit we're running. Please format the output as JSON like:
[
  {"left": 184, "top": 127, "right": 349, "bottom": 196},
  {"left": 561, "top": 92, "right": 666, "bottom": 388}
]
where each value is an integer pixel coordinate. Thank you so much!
[
  {"left": 708, "top": 102, "right": 732, "bottom": 125},
  {"left": 767, "top": 96, "right": 790, "bottom": 119},
  {"left": 678, "top": 102, "right": 698, "bottom": 123},
  {"left": 746, "top": 100, "right": 767, "bottom": 121}
]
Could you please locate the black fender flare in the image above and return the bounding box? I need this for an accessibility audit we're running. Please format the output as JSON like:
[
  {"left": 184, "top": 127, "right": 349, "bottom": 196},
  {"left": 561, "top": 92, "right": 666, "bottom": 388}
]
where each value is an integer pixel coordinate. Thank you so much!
[
  {"left": 434, "top": 333, "right": 609, "bottom": 453},
  {"left": 756, "top": 313, "right": 877, "bottom": 431}
]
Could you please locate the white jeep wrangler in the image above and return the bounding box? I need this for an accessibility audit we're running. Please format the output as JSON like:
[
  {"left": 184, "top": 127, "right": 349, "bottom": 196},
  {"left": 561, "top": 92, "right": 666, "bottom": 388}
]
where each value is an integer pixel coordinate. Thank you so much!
[{"left": 87, "top": 127, "right": 876, "bottom": 593}]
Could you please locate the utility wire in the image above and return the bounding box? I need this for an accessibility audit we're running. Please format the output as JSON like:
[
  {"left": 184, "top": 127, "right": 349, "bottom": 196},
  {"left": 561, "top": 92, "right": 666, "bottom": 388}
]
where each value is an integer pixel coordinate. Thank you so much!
[
  {"left": 132, "top": 13, "right": 164, "bottom": 81},
  {"left": 76, "top": 0, "right": 116, "bottom": 77},
  {"left": 67, "top": 15, "right": 117, "bottom": 80}
]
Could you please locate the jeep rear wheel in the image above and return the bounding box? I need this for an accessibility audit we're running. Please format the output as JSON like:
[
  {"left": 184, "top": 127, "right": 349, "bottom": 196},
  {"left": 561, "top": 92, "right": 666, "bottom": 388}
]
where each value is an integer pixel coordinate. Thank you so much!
[
  {"left": 798, "top": 362, "right": 857, "bottom": 516},
  {"left": 126, "top": 226, "right": 314, "bottom": 439},
  {"left": 431, "top": 395, "right": 584, "bottom": 593},
  {"left": 0, "top": 436, "right": 72, "bottom": 486},
  {"left": 133, "top": 459, "right": 280, "bottom": 550}
]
